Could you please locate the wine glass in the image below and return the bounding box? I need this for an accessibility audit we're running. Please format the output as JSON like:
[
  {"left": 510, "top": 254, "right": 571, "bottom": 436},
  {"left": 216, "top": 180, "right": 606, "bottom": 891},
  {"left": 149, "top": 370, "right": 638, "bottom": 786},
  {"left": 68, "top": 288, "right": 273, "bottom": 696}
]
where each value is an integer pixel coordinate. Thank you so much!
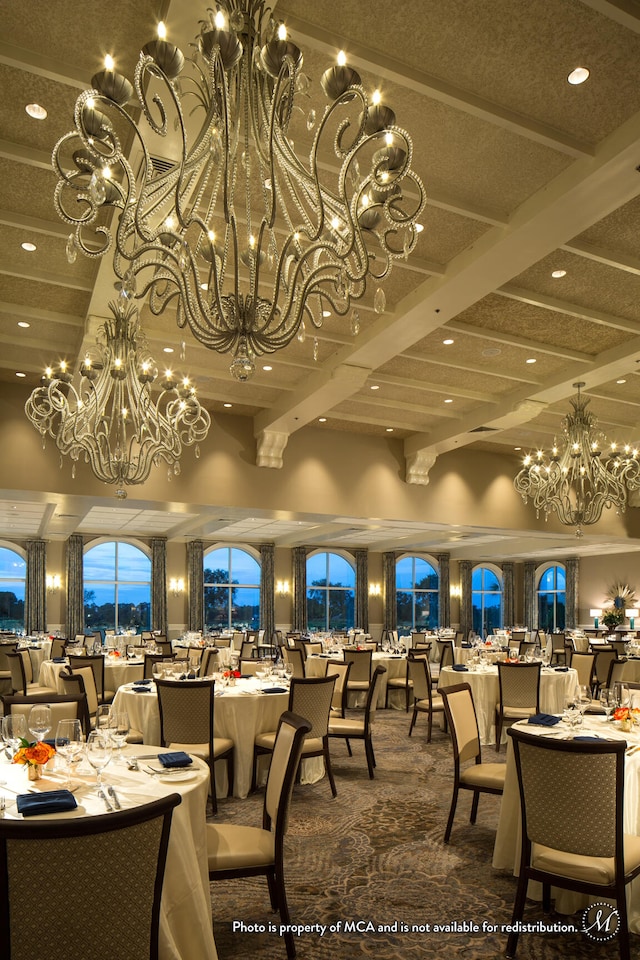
[
  {"left": 95, "top": 705, "right": 115, "bottom": 742},
  {"left": 28, "top": 703, "right": 52, "bottom": 741},
  {"left": 55, "top": 719, "right": 84, "bottom": 787},
  {"left": 86, "top": 731, "right": 112, "bottom": 787},
  {"left": 110, "top": 712, "right": 130, "bottom": 762},
  {"left": 599, "top": 687, "right": 615, "bottom": 721},
  {"left": 3, "top": 714, "right": 27, "bottom": 757}
]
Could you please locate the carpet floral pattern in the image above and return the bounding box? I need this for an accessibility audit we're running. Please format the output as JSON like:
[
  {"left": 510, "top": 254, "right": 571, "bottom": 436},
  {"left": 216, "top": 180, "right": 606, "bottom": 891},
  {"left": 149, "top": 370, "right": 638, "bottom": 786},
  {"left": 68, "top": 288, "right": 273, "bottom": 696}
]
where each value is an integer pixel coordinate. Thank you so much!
[{"left": 209, "top": 710, "right": 638, "bottom": 959}]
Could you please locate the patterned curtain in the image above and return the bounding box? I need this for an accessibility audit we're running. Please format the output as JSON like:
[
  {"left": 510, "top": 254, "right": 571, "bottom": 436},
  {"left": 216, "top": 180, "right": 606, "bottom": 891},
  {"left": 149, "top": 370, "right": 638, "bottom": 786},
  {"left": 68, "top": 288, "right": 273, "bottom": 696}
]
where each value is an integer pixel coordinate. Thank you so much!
[
  {"left": 436, "top": 553, "right": 450, "bottom": 627},
  {"left": 292, "top": 547, "right": 307, "bottom": 632},
  {"left": 25, "top": 540, "right": 46, "bottom": 634},
  {"left": 502, "top": 561, "right": 515, "bottom": 628},
  {"left": 459, "top": 560, "right": 473, "bottom": 639},
  {"left": 382, "top": 551, "right": 396, "bottom": 632},
  {"left": 65, "top": 535, "right": 84, "bottom": 639},
  {"left": 187, "top": 540, "right": 204, "bottom": 632},
  {"left": 354, "top": 549, "right": 368, "bottom": 631},
  {"left": 523, "top": 560, "right": 537, "bottom": 631},
  {"left": 260, "top": 543, "right": 275, "bottom": 639},
  {"left": 151, "top": 538, "right": 168, "bottom": 636},
  {"left": 565, "top": 557, "right": 579, "bottom": 629}
]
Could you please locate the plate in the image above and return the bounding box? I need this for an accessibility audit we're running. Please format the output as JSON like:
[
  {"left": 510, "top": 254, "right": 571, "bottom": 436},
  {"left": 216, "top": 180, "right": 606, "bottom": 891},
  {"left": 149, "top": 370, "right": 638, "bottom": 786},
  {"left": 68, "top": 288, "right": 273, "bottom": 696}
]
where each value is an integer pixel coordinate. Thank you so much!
[{"left": 157, "top": 769, "right": 198, "bottom": 783}]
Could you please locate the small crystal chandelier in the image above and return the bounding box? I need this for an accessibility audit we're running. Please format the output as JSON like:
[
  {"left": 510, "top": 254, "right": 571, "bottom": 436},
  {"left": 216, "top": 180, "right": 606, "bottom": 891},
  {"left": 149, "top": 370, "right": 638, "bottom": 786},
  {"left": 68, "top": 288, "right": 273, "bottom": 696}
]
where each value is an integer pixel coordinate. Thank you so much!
[
  {"left": 24, "top": 298, "right": 210, "bottom": 498},
  {"left": 514, "top": 382, "right": 640, "bottom": 536},
  {"left": 52, "top": 1, "right": 425, "bottom": 380}
]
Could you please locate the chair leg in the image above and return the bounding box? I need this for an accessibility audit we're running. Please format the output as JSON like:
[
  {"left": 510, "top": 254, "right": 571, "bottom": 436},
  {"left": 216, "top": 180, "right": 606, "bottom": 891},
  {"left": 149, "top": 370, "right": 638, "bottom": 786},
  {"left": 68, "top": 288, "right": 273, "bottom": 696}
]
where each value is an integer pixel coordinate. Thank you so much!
[
  {"left": 495, "top": 714, "right": 503, "bottom": 752},
  {"left": 443, "top": 786, "right": 459, "bottom": 843},
  {"left": 226, "top": 751, "right": 234, "bottom": 798},
  {"left": 323, "top": 742, "right": 337, "bottom": 798},
  {"left": 470, "top": 790, "right": 479, "bottom": 824},
  {"left": 266, "top": 869, "right": 278, "bottom": 912},
  {"left": 251, "top": 747, "right": 259, "bottom": 794},
  {"left": 542, "top": 882, "right": 551, "bottom": 914},
  {"left": 405, "top": 684, "right": 410, "bottom": 713},
  {"left": 209, "top": 760, "right": 218, "bottom": 816},
  {"left": 274, "top": 866, "right": 296, "bottom": 960},
  {"left": 364, "top": 737, "right": 376, "bottom": 779},
  {"left": 345, "top": 737, "right": 353, "bottom": 757},
  {"left": 427, "top": 711, "right": 433, "bottom": 743},
  {"left": 408, "top": 705, "right": 418, "bottom": 736},
  {"left": 506, "top": 873, "right": 528, "bottom": 958},
  {"left": 616, "top": 885, "right": 631, "bottom": 960}
]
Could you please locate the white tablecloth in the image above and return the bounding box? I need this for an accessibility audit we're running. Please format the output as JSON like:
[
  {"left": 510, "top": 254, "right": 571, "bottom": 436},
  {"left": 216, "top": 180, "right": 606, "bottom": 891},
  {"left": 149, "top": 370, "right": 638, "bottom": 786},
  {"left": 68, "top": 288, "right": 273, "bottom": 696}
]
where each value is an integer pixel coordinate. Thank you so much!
[
  {"left": 112, "top": 679, "right": 318, "bottom": 798},
  {"left": 438, "top": 665, "right": 579, "bottom": 745},
  {"left": 493, "top": 716, "right": 640, "bottom": 933},
  {"left": 0, "top": 744, "right": 216, "bottom": 960},
  {"left": 39, "top": 657, "right": 144, "bottom": 693},
  {"left": 305, "top": 652, "right": 408, "bottom": 708}
]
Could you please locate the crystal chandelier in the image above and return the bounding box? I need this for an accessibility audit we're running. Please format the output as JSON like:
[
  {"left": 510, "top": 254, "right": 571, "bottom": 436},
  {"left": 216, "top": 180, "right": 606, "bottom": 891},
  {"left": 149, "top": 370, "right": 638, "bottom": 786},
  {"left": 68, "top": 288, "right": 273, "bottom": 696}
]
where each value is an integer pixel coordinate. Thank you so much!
[
  {"left": 514, "top": 382, "right": 640, "bottom": 536},
  {"left": 52, "top": 1, "right": 425, "bottom": 380},
  {"left": 24, "top": 298, "right": 211, "bottom": 498}
]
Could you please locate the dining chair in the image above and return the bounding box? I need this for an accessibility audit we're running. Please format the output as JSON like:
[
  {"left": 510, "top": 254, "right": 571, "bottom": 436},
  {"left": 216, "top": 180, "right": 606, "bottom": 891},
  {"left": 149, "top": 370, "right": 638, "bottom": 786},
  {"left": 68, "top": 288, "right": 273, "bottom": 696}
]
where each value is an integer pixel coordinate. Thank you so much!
[
  {"left": 328, "top": 665, "right": 386, "bottom": 779},
  {"left": 607, "top": 657, "right": 629, "bottom": 690},
  {"left": 517, "top": 640, "right": 536, "bottom": 658},
  {"left": 0, "top": 793, "right": 181, "bottom": 960},
  {"left": 231, "top": 631, "right": 245, "bottom": 652},
  {"left": 68, "top": 653, "right": 115, "bottom": 704},
  {"left": 155, "top": 639, "right": 173, "bottom": 656},
  {"left": 593, "top": 649, "right": 619, "bottom": 696},
  {"left": 155, "top": 678, "right": 234, "bottom": 814},
  {"left": 320, "top": 659, "right": 351, "bottom": 717},
  {"left": 407, "top": 655, "right": 445, "bottom": 741},
  {"left": 437, "top": 682, "right": 506, "bottom": 843},
  {"left": 384, "top": 657, "right": 413, "bottom": 712},
  {"left": 301, "top": 640, "right": 323, "bottom": 659},
  {"left": 240, "top": 639, "right": 257, "bottom": 660},
  {"left": 506, "top": 727, "right": 640, "bottom": 960},
  {"left": 0, "top": 640, "right": 17, "bottom": 689},
  {"left": 3, "top": 691, "right": 91, "bottom": 738},
  {"left": 6, "top": 650, "right": 55, "bottom": 697},
  {"left": 495, "top": 662, "right": 541, "bottom": 750},
  {"left": 208, "top": 712, "right": 311, "bottom": 960},
  {"left": 282, "top": 647, "right": 305, "bottom": 679},
  {"left": 343, "top": 648, "right": 373, "bottom": 701},
  {"left": 549, "top": 632, "right": 567, "bottom": 664},
  {"left": 60, "top": 666, "right": 100, "bottom": 723},
  {"left": 610, "top": 639, "right": 628, "bottom": 658},
  {"left": 454, "top": 631, "right": 464, "bottom": 647},
  {"left": 199, "top": 646, "right": 220, "bottom": 676},
  {"left": 510, "top": 630, "right": 526, "bottom": 644},
  {"left": 567, "top": 650, "right": 596, "bottom": 691},
  {"left": 49, "top": 637, "right": 65, "bottom": 659},
  {"left": 431, "top": 640, "right": 454, "bottom": 686},
  {"left": 253, "top": 674, "right": 338, "bottom": 796},
  {"left": 143, "top": 653, "right": 175, "bottom": 679}
]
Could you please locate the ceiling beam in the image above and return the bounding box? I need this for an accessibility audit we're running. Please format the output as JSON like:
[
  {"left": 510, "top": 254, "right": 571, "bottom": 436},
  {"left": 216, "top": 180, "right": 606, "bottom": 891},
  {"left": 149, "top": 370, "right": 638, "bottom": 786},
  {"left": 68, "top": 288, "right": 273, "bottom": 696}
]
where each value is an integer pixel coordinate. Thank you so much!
[
  {"left": 562, "top": 238, "right": 640, "bottom": 276},
  {"left": 576, "top": 0, "right": 640, "bottom": 32},
  {"left": 445, "top": 318, "right": 593, "bottom": 363},
  {"left": 0, "top": 40, "right": 87, "bottom": 89},
  {"left": 498, "top": 284, "right": 640, "bottom": 335}
]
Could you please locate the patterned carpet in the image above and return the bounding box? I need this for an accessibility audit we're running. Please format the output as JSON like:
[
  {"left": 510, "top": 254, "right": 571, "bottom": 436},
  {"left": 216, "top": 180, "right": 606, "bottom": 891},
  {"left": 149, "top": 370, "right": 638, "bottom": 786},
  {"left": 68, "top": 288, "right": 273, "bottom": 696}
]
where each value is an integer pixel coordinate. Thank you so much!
[{"left": 208, "top": 709, "right": 639, "bottom": 960}]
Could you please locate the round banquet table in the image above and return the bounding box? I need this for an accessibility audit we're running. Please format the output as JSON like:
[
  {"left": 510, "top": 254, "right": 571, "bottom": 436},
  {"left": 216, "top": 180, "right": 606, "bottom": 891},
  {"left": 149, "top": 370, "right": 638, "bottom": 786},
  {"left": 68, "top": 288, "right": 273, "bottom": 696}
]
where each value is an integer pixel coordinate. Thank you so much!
[
  {"left": 112, "top": 678, "right": 322, "bottom": 798},
  {"left": 0, "top": 743, "right": 216, "bottom": 960},
  {"left": 438, "top": 664, "right": 579, "bottom": 745},
  {"left": 493, "top": 715, "right": 640, "bottom": 934},
  {"left": 19, "top": 640, "right": 52, "bottom": 674},
  {"left": 39, "top": 656, "right": 144, "bottom": 693},
  {"left": 305, "top": 651, "right": 408, "bottom": 708},
  {"left": 454, "top": 646, "right": 507, "bottom": 665}
]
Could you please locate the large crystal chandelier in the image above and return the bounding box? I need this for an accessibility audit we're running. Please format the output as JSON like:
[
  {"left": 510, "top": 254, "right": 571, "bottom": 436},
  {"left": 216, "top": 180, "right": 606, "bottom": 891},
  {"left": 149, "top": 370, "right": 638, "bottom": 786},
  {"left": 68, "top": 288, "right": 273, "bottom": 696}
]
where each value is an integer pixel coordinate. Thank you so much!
[
  {"left": 514, "top": 383, "right": 640, "bottom": 536},
  {"left": 24, "top": 298, "right": 211, "bottom": 498},
  {"left": 52, "top": 1, "right": 425, "bottom": 380}
]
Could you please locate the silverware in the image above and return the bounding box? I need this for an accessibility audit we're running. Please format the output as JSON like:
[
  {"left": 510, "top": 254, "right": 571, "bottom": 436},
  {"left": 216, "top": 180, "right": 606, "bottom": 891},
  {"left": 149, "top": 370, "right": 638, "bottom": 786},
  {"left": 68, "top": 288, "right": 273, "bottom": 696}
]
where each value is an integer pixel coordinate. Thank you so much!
[
  {"left": 97, "top": 786, "right": 114, "bottom": 811},
  {"left": 107, "top": 785, "right": 121, "bottom": 809}
]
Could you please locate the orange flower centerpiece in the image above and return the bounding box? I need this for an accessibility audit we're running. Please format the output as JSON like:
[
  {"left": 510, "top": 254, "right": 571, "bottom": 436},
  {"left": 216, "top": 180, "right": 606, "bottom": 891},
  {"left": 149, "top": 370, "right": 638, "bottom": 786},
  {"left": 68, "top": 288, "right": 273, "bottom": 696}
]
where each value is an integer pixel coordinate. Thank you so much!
[
  {"left": 613, "top": 706, "right": 640, "bottom": 732},
  {"left": 12, "top": 738, "right": 56, "bottom": 780},
  {"left": 223, "top": 669, "right": 241, "bottom": 687}
]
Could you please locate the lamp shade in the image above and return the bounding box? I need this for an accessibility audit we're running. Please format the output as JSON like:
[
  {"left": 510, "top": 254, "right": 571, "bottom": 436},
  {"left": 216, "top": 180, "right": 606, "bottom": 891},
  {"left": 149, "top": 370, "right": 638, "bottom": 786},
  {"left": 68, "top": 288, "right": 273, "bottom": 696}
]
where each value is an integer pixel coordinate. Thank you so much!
[
  {"left": 589, "top": 609, "right": 603, "bottom": 617},
  {"left": 626, "top": 608, "right": 639, "bottom": 618}
]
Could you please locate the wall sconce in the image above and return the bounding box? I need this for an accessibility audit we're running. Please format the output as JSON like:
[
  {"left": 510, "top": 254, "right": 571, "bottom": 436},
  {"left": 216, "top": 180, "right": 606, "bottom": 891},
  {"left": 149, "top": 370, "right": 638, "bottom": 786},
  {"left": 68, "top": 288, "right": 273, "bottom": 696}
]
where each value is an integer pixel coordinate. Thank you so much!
[
  {"left": 276, "top": 580, "right": 290, "bottom": 596},
  {"left": 368, "top": 583, "right": 381, "bottom": 597},
  {"left": 589, "top": 608, "right": 602, "bottom": 629},
  {"left": 450, "top": 584, "right": 462, "bottom": 599},
  {"left": 46, "top": 574, "right": 61, "bottom": 591},
  {"left": 169, "top": 577, "right": 185, "bottom": 596},
  {"left": 626, "top": 608, "right": 639, "bottom": 630}
]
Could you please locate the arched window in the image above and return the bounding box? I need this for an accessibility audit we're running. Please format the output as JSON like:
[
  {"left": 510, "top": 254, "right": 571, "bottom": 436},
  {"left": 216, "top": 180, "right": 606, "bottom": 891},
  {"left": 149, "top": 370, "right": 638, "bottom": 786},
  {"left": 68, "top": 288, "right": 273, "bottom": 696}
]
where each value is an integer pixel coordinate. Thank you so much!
[
  {"left": 204, "top": 547, "right": 260, "bottom": 630},
  {"left": 472, "top": 566, "right": 502, "bottom": 636},
  {"left": 396, "top": 556, "right": 439, "bottom": 629},
  {"left": 0, "top": 546, "right": 25, "bottom": 631},
  {"left": 306, "top": 552, "right": 355, "bottom": 631},
  {"left": 537, "top": 564, "right": 566, "bottom": 632},
  {"left": 84, "top": 541, "right": 151, "bottom": 633}
]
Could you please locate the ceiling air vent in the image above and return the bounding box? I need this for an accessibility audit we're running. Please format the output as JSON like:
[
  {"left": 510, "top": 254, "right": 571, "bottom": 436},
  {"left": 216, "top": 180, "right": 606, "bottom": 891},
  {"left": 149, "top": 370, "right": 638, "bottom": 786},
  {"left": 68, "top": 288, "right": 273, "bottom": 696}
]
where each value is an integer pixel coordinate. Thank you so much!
[
  {"left": 149, "top": 155, "right": 175, "bottom": 177},
  {"left": 469, "top": 426, "right": 499, "bottom": 433}
]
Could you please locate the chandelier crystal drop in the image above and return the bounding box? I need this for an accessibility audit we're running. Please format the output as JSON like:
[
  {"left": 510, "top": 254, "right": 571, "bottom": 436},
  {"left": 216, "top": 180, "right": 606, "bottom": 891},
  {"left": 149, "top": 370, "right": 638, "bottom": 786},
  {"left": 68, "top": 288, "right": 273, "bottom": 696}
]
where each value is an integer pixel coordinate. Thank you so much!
[
  {"left": 51, "top": 2, "right": 425, "bottom": 380},
  {"left": 513, "top": 383, "right": 640, "bottom": 536},
  {"left": 24, "top": 298, "right": 211, "bottom": 497}
]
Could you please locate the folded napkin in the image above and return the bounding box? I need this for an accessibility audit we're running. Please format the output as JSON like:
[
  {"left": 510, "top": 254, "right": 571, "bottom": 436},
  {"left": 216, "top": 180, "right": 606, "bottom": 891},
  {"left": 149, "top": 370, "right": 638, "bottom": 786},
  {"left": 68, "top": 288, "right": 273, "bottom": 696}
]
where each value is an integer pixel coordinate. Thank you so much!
[
  {"left": 573, "top": 736, "right": 605, "bottom": 741},
  {"left": 44, "top": 737, "right": 67, "bottom": 747},
  {"left": 157, "top": 751, "right": 192, "bottom": 769},
  {"left": 133, "top": 679, "right": 151, "bottom": 686},
  {"left": 461, "top": 643, "right": 472, "bottom": 648},
  {"left": 452, "top": 664, "right": 468, "bottom": 672},
  {"left": 17, "top": 789, "right": 77, "bottom": 816},
  {"left": 263, "top": 686, "right": 288, "bottom": 694},
  {"left": 51, "top": 657, "right": 67, "bottom": 663},
  {"left": 554, "top": 666, "right": 569, "bottom": 672},
  {"left": 132, "top": 687, "right": 151, "bottom": 693},
  {"left": 527, "top": 713, "right": 560, "bottom": 726}
]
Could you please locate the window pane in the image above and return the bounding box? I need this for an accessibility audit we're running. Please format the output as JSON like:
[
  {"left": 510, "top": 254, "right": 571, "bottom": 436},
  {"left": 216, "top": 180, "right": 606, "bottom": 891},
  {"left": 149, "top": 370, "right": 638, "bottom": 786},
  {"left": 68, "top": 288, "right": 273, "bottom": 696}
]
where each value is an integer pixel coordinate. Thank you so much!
[
  {"left": 84, "top": 542, "right": 116, "bottom": 580},
  {"left": 307, "top": 588, "right": 327, "bottom": 631},
  {"left": 232, "top": 587, "right": 260, "bottom": 629},
  {"left": 230, "top": 549, "right": 260, "bottom": 585},
  {"left": 204, "top": 585, "right": 229, "bottom": 629},
  {"left": 85, "top": 584, "right": 115, "bottom": 633},
  {"left": 0, "top": 548, "right": 25, "bottom": 578},
  {"left": 396, "top": 556, "right": 414, "bottom": 590},
  {"left": 117, "top": 585, "right": 151, "bottom": 631},
  {"left": 415, "top": 591, "right": 438, "bottom": 630},
  {"left": 204, "top": 548, "right": 230, "bottom": 584},
  {"left": 414, "top": 558, "right": 437, "bottom": 589},
  {"left": 0, "top": 580, "right": 24, "bottom": 630},
  {"left": 539, "top": 567, "right": 555, "bottom": 591},
  {"left": 484, "top": 593, "right": 501, "bottom": 628},
  {"left": 327, "top": 554, "right": 355, "bottom": 587},
  {"left": 116, "top": 543, "right": 151, "bottom": 581},
  {"left": 556, "top": 568, "right": 566, "bottom": 590},
  {"left": 327, "top": 589, "right": 354, "bottom": 630},
  {"left": 472, "top": 568, "right": 483, "bottom": 590},
  {"left": 484, "top": 570, "right": 501, "bottom": 592},
  {"left": 396, "top": 591, "right": 413, "bottom": 629}
]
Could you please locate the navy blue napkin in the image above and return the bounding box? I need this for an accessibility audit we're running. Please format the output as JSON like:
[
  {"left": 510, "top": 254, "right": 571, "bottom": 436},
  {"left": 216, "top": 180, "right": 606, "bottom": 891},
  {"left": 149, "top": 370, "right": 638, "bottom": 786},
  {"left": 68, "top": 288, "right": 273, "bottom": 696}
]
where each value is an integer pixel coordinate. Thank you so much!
[
  {"left": 44, "top": 737, "right": 67, "bottom": 747},
  {"left": 573, "top": 736, "right": 605, "bottom": 741},
  {"left": 461, "top": 643, "right": 472, "bottom": 648},
  {"left": 158, "top": 751, "right": 192, "bottom": 768},
  {"left": 133, "top": 679, "right": 151, "bottom": 686},
  {"left": 51, "top": 657, "right": 67, "bottom": 663},
  {"left": 554, "top": 667, "right": 569, "bottom": 672},
  {"left": 528, "top": 713, "right": 560, "bottom": 726},
  {"left": 263, "top": 687, "right": 287, "bottom": 693},
  {"left": 132, "top": 687, "right": 151, "bottom": 693},
  {"left": 17, "top": 789, "right": 77, "bottom": 816},
  {"left": 452, "top": 664, "right": 468, "bottom": 672}
]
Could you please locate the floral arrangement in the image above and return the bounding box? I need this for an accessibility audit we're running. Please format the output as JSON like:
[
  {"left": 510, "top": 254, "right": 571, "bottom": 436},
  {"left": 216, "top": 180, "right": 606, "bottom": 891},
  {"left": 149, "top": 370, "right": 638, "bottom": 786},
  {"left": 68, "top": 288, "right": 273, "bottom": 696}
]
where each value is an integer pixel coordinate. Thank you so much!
[
  {"left": 613, "top": 706, "right": 640, "bottom": 723},
  {"left": 12, "top": 738, "right": 55, "bottom": 768},
  {"left": 223, "top": 669, "right": 241, "bottom": 679}
]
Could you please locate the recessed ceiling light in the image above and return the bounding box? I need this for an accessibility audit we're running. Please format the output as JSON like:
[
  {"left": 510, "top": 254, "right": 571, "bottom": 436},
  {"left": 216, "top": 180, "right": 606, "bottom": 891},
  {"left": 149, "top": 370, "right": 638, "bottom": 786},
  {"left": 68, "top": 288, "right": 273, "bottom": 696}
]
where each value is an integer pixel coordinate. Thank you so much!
[
  {"left": 514, "top": 447, "right": 521, "bottom": 451},
  {"left": 21, "top": 242, "right": 36, "bottom": 252},
  {"left": 444, "top": 398, "right": 453, "bottom": 404},
  {"left": 415, "top": 223, "right": 424, "bottom": 233},
  {"left": 15, "top": 372, "right": 26, "bottom": 378},
  {"left": 370, "top": 384, "right": 379, "bottom": 390},
  {"left": 386, "top": 427, "right": 393, "bottom": 432},
  {"left": 567, "top": 66, "right": 590, "bottom": 85},
  {"left": 17, "top": 321, "right": 30, "bottom": 329},
  {"left": 200, "top": 282, "right": 208, "bottom": 291},
  {"left": 223, "top": 402, "right": 232, "bottom": 408},
  {"left": 322, "top": 310, "right": 331, "bottom": 318},
  {"left": 526, "top": 358, "right": 537, "bottom": 364},
  {"left": 443, "top": 338, "right": 454, "bottom": 345},
  {"left": 262, "top": 364, "right": 272, "bottom": 371},
  {"left": 318, "top": 417, "right": 327, "bottom": 422},
  {"left": 25, "top": 103, "right": 47, "bottom": 120},
  {"left": 163, "top": 347, "right": 174, "bottom": 354},
  {"left": 617, "top": 379, "right": 627, "bottom": 384},
  {"left": 551, "top": 269, "right": 567, "bottom": 278}
]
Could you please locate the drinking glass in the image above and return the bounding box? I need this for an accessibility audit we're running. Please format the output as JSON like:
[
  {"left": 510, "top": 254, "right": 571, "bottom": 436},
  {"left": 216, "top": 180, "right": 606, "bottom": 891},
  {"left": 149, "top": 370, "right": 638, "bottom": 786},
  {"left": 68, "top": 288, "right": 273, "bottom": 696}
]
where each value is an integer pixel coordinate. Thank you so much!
[
  {"left": 111, "top": 712, "right": 130, "bottom": 762},
  {"left": 28, "top": 703, "right": 52, "bottom": 741},
  {"left": 599, "top": 687, "right": 615, "bottom": 720},
  {"left": 55, "top": 719, "right": 83, "bottom": 786},
  {"left": 3, "top": 715, "right": 27, "bottom": 757},
  {"left": 127, "top": 644, "right": 135, "bottom": 660},
  {"left": 562, "top": 696, "right": 581, "bottom": 730},
  {"left": 86, "top": 731, "right": 112, "bottom": 786},
  {"left": 577, "top": 684, "right": 592, "bottom": 717},
  {"left": 95, "top": 705, "right": 115, "bottom": 741}
]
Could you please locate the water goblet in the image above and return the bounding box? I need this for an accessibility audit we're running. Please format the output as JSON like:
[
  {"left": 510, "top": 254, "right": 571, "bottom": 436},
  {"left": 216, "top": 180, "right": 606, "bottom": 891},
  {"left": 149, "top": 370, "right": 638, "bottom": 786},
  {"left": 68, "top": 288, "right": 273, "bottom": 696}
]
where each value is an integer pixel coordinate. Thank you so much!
[
  {"left": 55, "top": 719, "right": 83, "bottom": 786},
  {"left": 95, "top": 705, "right": 115, "bottom": 741},
  {"left": 3, "top": 715, "right": 27, "bottom": 758},
  {"left": 599, "top": 687, "right": 615, "bottom": 721},
  {"left": 28, "top": 703, "right": 52, "bottom": 742},
  {"left": 86, "top": 731, "right": 112, "bottom": 787},
  {"left": 111, "top": 712, "right": 130, "bottom": 762}
]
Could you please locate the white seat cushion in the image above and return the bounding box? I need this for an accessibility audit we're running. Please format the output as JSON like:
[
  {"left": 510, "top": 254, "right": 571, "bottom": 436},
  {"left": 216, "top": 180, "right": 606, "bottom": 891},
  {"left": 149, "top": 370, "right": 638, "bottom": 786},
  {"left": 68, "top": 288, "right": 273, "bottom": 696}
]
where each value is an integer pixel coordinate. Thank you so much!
[
  {"left": 460, "top": 762, "right": 506, "bottom": 790},
  {"left": 168, "top": 738, "right": 234, "bottom": 759},
  {"left": 207, "top": 823, "right": 275, "bottom": 872},
  {"left": 532, "top": 833, "right": 640, "bottom": 884},
  {"left": 328, "top": 718, "right": 365, "bottom": 736}
]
